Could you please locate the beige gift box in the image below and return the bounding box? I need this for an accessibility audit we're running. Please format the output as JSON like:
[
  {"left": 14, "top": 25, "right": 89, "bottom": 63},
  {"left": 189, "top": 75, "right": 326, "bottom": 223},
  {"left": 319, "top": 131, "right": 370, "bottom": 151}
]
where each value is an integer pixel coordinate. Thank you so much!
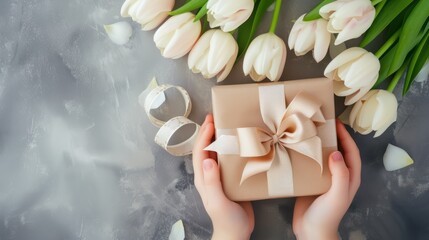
[{"left": 208, "top": 78, "right": 337, "bottom": 201}]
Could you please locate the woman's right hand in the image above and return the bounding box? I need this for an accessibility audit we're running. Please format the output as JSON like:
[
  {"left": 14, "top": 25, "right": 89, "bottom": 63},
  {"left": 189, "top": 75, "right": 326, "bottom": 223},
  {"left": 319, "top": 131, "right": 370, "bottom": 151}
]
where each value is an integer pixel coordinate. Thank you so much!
[{"left": 293, "top": 120, "right": 362, "bottom": 240}]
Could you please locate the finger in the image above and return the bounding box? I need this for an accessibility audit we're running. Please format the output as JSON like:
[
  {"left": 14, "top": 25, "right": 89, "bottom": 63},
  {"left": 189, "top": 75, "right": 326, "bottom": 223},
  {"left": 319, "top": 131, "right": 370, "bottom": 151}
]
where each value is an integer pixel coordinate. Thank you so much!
[
  {"left": 336, "top": 120, "right": 361, "bottom": 196},
  {"left": 336, "top": 119, "right": 359, "bottom": 155},
  {"left": 202, "top": 158, "right": 229, "bottom": 212},
  {"left": 193, "top": 115, "right": 215, "bottom": 191},
  {"left": 239, "top": 201, "right": 255, "bottom": 231},
  {"left": 325, "top": 151, "right": 350, "bottom": 205},
  {"left": 293, "top": 196, "right": 316, "bottom": 234}
]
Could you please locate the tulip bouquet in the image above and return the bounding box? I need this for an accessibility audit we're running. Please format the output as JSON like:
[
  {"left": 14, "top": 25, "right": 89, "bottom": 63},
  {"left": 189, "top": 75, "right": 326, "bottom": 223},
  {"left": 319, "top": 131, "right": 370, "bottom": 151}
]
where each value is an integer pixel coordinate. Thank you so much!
[
  {"left": 288, "top": 0, "right": 429, "bottom": 137},
  {"left": 119, "top": 0, "right": 428, "bottom": 138}
]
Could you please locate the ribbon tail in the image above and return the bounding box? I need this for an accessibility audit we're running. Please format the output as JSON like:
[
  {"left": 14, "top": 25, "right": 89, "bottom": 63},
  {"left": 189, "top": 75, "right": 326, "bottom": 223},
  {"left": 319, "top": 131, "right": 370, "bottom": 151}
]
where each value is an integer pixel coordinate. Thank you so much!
[
  {"left": 286, "top": 136, "right": 324, "bottom": 174},
  {"left": 267, "top": 145, "right": 294, "bottom": 196},
  {"left": 240, "top": 148, "right": 274, "bottom": 185},
  {"left": 204, "top": 135, "right": 240, "bottom": 155}
]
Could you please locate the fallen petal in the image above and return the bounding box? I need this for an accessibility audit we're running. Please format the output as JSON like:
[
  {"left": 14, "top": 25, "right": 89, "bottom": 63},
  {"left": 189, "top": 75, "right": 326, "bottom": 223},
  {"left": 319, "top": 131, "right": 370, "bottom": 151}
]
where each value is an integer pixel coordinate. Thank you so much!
[
  {"left": 383, "top": 144, "right": 414, "bottom": 171},
  {"left": 169, "top": 220, "right": 185, "bottom": 240},
  {"left": 104, "top": 21, "right": 132, "bottom": 45}
]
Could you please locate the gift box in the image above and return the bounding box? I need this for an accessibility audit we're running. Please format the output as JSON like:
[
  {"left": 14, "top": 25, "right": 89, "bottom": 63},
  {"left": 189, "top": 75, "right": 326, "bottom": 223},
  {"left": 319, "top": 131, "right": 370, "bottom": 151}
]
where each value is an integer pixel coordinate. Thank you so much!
[{"left": 206, "top": 78, "right": 337, "bottom": 201}]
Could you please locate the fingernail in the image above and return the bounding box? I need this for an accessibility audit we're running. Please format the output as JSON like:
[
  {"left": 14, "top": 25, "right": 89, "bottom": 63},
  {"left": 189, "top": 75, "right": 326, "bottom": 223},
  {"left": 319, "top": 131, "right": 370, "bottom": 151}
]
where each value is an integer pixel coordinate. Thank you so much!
[
  {"left": 203, "top": 159, "right": 213, "bottom": 171},
  {"left": 332, "top": 151, "right": 343, "bottom": 161}
]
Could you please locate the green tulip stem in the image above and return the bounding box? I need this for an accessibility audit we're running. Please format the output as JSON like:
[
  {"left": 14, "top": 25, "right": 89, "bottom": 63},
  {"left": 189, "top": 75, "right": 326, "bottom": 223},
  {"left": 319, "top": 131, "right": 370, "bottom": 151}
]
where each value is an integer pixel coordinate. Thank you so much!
[
  {"left": 375, "top": 29, "right": 400, "bottom": 59},
  {"left": 387, "top": 59, "right": 409, "bottom": 92},
  {"left": 269, "top": 0, "right": 282, "bottom": 33},
  {"left": 372, "top": 0, "right": 383, "bottom": 7}
]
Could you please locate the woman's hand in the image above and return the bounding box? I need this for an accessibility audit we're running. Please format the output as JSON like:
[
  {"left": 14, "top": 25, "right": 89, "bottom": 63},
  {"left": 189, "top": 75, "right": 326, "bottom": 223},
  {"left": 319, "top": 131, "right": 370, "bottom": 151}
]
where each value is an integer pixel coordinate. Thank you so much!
[
  {"left": 293, "top": 120, "right": 362, "bottom": 240},
  {"left": 193, "top": 114, "right": 254, "bottom": 240}
]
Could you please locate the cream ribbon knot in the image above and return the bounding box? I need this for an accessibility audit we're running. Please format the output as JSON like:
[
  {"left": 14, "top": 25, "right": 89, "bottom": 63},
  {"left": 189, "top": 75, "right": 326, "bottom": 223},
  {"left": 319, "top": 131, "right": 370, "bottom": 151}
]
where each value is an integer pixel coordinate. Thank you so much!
[{"left": 205, "top": 84, "right": 326, "bottom": 196}]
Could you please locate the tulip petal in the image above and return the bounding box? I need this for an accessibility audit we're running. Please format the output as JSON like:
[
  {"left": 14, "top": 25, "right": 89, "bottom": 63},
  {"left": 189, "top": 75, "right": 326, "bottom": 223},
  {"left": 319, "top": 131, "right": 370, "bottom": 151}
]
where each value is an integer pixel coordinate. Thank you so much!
[
  {"left": 294, "top": 23, "right": 316, "bottom": 56},
  {"left": 268, "top": 38, "right": 286, "bottom": 81},
  {"left": 121, "top": 0, "right": 139, "bottom": 17},
  {"left": 207, "top": 0, "right": 254, "bottom": 32},
  {"left": 141, "top": 12, "right": 169, "bottom": 30},
  {"left": 168, "top": 219, "right": 185, "bottom": 240},
  {"left": 339, "top": 106, "right": 353, "bottom": 125},
  {"left": 104, "top": 21, "right": 133, "bottom": 45},
  {"left": 207, "top": 31, "right": 236, "bottom": 74},
  {"left": 313, "top": 19, "right": 331, "bottom": 62},
  {"left": 371, "top": 91, "right": 397, "bottom": 130},
  {"left": 132, "top": 0, "right": 174, "bottom": 30},
  {"left": 343, "top": 52, "right": 379, "bottom": 89},
  {"left": 319, "top": 1, "right": 344, "bottom": 19},
  {"left": 335, "top": 8, "right": 375, "bottom": 44},
  {"left": 349, "top": 99, "right": 362, "bottom": 128},
  {"left": 288, "top": 15, "right": 306, "bottom": 50},
  {"left": 243, "top": 35, "right": 264, "bottom": 75},
  {"left": 324, "top": 47, "right": 366, "bottom": 78},
  {"left": 217, "top": 46, "right": 238, "bottom": 82},
  {"left": 343, "top": 77, "right": 375, "bottom": 105},
  {"left": 333, "top": 79, "right": 357, "bottom": 97},
  {"left": 254, "top": 36, "right": 275, "bottom": 76},
  {"left": 188, "top": 30, "right": 215, "bottom": 69},
  {"left": 356, "top": 92, "right": 379, "bottom": 130},
  {"left": 155, "top": 13, "right": 201, "bottom": 59},
  {"left": 249, "top": 68, "right": 265, "bottom": 82},
  {"left": 383, "top": 144, "right": 414, "bottom": 171}
]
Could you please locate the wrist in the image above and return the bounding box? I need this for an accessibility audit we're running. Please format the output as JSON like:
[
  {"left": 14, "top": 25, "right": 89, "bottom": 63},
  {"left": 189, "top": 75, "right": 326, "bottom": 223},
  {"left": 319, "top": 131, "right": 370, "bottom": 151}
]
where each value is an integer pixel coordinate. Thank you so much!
[
  {"left": 295, "top": 222, "right": 339, "bottom": 240},
  {"left": 212, "top": 229, "right": 250, "bottom": 240},
  {"left": 295, "top": 231, "right": 339, "bottom": 240}
]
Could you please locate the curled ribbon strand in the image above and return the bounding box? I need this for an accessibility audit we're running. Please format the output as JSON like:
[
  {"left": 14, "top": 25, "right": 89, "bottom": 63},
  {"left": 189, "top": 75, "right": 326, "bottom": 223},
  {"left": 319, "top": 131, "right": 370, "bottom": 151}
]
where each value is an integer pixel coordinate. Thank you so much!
[{"left": 205, "top": 84, "right": 325, "bottom": 196}]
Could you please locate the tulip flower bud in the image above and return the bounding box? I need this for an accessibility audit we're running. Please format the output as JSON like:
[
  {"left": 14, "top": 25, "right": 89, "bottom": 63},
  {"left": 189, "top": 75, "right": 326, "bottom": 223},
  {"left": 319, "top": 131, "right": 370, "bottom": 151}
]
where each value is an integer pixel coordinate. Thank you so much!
[
  {"left": 154, "top": 13, "right": 201, "bottom": 59},
  {"left": 324, "top": 47, "right": 379, "bottom": 105},
  {"left": 320, "top": 0, "right": 375, "bottom": 45},
  {"left": 207, "top": 0, "right": 254, "bottom": 32},
  {"left": 288, "top": 14, "right": 331, "bottom": 63},
  {"left": 121, "top": 0, "right": 175, "bottom": 31},
  {"left": 349, "top": 90, "right": 398, "bottom": 137},
  {"left": 243, "top": 33, "right": 287, "bottom": 82},
  {"left": 188, "top": 30, "right": 238, "bottom": 82}
]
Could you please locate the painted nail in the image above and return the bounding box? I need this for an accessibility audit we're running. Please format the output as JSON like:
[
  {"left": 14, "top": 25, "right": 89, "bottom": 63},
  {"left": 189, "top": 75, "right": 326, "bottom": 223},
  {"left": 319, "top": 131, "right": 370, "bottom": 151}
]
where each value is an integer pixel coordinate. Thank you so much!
[
  {"left": 332, "top": 151, "right": 344, "bottom": 161},
  {"left": 203, "top": 159, "right": 213, "bottom": 171}
]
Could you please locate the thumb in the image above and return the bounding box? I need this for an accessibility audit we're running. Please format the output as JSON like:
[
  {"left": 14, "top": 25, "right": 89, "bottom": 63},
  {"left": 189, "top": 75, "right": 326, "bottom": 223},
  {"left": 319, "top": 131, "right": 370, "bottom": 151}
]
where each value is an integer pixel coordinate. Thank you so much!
[
  {"left": 326, "top": 151, "right": 350, "bottom": 201},
  {"left": 202, "top": 158, "right": 228, "bottom": 207}
]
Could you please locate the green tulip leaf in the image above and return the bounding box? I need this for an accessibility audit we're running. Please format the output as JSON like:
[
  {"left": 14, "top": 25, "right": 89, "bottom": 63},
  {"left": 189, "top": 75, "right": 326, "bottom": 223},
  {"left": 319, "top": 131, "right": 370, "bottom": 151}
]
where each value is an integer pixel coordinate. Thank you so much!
[
  {"left": 389, "top": 0, "right": 429, "bottom": 76},
  {"left": 374, "top": 0, "right": 387, "bottom": 17},
  {"left": 403, "top": 30, "right": 429, "bottom": 95},
  {"left": 374, "top": 22, "right": 429, "bottom": 87},
  {"left": 194, "top": 2, "right": 208, "bottom": 22},
  {"left": 360, "top": 0, "right": 413, "bottom": 47},
  {"left": 376, "top": 22, "right": 429, "bottom": 87},
  {"left": 170, "top": 0, "right": 207, "bottom": 16},
  {"left": 303, "top": 0, "right": 335, "bottom": 21},
  {"left": 236, "top": 0, "right": 274, "bottom": 59}
]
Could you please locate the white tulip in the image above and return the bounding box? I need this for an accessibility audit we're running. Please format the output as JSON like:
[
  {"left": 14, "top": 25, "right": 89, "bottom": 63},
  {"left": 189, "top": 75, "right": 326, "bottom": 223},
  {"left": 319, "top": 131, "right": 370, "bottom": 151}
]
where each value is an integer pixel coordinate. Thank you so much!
[
  {"left": 207, "top": 0, "right": 254, "bottom": 32},
  {"left": 154, "top": 13, "right": 201, "bottom": 59},
  {"left": 188, "top": 30, "right": 238, "bottom": 82},
  {"left": 324, "top": 47, "right": 379, "bottom": 105},
  {"left": 288, "top": 14, "right": 331, "bottom": 62},
  {"left": 120, "top": 0, "right": 175, "bottom": 31},
  {"left": 320, "top": 0, "right": 375, "bottom": 45},
  {"left": 104, "top": 21, "right": 132, "bottom": 45},
  {"left": 349, "top": 90, "right": 398, "bottom": 137},
  {"left": 243, "top": 33, "right": 286, "bottom": 82}
]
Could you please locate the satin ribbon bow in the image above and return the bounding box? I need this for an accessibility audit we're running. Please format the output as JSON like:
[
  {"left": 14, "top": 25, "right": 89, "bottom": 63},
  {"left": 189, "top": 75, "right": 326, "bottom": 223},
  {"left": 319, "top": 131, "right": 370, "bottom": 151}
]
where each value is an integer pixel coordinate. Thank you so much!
[{"left": 206, "top": 84, "right": 326, "bottom": 196}]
